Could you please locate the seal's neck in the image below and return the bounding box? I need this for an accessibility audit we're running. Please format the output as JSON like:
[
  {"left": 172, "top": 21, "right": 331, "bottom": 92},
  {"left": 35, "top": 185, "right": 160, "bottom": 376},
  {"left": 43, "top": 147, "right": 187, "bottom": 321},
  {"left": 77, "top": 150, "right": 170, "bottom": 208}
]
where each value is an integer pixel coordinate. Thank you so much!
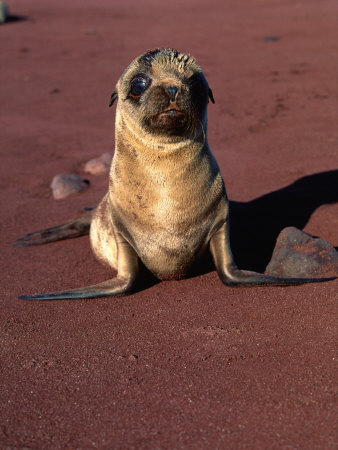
[{"left": 115, "top": 108, "right": 208, "bottom": 161}]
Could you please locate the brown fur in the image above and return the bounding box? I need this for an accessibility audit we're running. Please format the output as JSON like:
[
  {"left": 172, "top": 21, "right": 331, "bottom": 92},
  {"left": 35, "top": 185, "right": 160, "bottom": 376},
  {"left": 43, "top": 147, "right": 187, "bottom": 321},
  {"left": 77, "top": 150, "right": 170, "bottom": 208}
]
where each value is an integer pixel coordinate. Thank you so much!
[{"left": 91, "top": 48, "right": 226, "bottom": 280}]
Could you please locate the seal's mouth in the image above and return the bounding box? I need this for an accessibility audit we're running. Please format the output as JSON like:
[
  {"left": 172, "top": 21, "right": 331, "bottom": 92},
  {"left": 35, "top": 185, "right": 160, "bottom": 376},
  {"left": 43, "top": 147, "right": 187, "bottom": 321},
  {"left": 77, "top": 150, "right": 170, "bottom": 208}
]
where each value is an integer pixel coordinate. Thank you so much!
[
  {"left": 144, "top": 106, "right": 189, "bottom": 136},
  {"left": 156, "top": 108, "right": 186, "bottom": 120}
]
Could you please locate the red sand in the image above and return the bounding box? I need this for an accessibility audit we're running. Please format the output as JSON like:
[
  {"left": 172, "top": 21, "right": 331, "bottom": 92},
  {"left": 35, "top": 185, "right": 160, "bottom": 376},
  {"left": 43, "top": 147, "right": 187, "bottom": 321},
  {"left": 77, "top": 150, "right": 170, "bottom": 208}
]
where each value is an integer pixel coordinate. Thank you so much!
[{"left": 1, "top": 0, "right": 337, "bottom": 447}]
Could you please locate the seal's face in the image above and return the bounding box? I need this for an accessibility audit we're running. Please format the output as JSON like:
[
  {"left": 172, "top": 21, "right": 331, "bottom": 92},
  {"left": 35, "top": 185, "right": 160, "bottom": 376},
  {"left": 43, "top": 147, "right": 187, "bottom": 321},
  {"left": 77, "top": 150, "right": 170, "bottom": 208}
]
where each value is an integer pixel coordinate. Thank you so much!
[{"left": 110, "top": 49, "right": 214, "bottom": 137}]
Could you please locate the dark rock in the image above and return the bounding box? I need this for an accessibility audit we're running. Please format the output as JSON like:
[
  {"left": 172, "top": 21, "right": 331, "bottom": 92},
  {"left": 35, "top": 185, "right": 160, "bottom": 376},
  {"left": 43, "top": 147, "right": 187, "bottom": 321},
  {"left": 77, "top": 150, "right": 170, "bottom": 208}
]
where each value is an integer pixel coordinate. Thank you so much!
[
  {"left": 265, "top": 227, "right": 338, "bottom": 277},
  {"left": 263, "top": 36, "right": 280, "bottom": 42}
]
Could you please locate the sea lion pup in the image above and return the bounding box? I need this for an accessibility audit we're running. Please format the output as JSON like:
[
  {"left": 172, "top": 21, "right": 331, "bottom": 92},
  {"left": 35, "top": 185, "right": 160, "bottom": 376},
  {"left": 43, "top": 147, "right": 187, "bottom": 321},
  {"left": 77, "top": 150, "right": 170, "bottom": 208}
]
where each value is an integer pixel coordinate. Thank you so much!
[{"left": 17, "top": 48, "right": 335, "bottom": 300}]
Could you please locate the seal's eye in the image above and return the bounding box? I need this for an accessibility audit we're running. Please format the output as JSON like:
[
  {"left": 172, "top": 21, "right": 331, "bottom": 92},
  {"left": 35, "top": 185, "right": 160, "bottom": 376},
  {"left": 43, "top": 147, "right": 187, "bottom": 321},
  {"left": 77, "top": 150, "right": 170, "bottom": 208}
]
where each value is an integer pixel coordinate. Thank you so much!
[
  {"left": 129, "top": 75, "right": 151, "bottom": 99},
  {"left": 189, "top": 73, "right": 204, "bottom": 90}
]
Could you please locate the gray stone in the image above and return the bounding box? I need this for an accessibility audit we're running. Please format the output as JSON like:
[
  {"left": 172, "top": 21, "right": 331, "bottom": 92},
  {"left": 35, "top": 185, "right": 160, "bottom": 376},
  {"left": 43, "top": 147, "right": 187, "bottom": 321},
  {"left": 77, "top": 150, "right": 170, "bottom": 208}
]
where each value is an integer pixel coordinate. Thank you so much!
[
  {"left": 265, "top": 226, "right": 338, "bottom": 277},
  {"left": 0, "top": 1, "right": 8, "bottom": 23},
  {"left": 84, "top": 153, "right": 113, "bottom": 175},
  {"left": 51, "top": 174, "right": 89, "bottom": 200}
]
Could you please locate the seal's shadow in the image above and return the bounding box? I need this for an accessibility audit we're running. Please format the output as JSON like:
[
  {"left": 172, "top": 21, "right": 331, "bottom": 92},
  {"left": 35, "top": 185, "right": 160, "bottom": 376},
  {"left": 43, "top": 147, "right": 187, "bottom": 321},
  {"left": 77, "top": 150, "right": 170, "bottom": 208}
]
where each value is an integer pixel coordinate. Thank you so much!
[
  {"left": 5, "top": 15, "right": 28, "bottom": 23},
  {"left": 228, "top": 169, "right": 338, "bottom": 272}
]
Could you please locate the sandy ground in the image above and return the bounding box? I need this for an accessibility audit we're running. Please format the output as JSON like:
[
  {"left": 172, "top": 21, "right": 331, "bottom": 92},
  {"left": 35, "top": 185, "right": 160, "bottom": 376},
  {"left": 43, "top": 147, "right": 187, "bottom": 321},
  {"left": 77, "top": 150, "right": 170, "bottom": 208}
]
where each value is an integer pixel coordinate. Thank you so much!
[{"left": 1, "top": 0, "right": 337, "bottom": 448}]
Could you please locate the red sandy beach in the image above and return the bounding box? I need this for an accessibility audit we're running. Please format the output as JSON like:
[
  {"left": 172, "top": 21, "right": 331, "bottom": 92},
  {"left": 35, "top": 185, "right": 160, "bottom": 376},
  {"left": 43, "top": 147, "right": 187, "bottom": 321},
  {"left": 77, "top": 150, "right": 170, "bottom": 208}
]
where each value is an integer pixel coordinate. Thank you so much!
[{"left": 1, "top": 0, "right": 337, "bottom": 447}]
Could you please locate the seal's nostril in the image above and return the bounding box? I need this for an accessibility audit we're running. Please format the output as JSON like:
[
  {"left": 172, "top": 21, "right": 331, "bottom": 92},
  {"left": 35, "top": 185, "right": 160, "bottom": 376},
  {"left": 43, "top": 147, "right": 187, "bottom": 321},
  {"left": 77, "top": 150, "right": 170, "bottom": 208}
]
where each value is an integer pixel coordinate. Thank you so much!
[{"left": 166, "top": 86, "right": 179, "bottom": 101}]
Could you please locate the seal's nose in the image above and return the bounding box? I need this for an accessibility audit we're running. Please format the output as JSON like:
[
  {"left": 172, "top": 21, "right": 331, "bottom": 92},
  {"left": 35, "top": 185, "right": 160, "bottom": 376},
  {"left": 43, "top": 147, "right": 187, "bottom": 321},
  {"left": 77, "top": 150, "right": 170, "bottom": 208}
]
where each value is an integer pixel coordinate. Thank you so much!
[{"left": 166, "top": 86, "right": 179, "bottom": 102}]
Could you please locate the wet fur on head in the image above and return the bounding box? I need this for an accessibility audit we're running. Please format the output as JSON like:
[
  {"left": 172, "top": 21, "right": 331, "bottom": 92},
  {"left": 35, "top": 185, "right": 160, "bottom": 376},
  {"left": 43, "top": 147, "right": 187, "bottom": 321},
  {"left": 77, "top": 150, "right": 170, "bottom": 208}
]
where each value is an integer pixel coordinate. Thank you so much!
[{"left": 109, "top": 48, "right": 215, "bottom": 139}]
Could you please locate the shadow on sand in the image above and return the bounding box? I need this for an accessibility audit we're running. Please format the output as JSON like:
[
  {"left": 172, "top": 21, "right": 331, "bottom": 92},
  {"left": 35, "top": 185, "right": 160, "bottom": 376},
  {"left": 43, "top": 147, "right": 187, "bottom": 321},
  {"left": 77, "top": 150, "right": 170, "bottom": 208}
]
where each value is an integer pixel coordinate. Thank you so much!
[
  {"left": 4, "top": 15, "right": 28, "bottom": 24},
  {"left": 229, "top": 169, "right": 338, "bottom": 272}
]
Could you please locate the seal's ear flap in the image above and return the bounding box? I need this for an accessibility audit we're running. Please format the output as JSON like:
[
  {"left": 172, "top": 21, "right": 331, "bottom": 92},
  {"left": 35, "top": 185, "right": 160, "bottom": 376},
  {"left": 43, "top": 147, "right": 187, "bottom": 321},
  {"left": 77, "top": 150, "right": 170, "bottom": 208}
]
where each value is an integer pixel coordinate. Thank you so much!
[
  {"left": 109, "top": 91, "right": 118, "bottom": 107},
  {"left": 208, "top": 88, "right": 215, "bottom": 104}
]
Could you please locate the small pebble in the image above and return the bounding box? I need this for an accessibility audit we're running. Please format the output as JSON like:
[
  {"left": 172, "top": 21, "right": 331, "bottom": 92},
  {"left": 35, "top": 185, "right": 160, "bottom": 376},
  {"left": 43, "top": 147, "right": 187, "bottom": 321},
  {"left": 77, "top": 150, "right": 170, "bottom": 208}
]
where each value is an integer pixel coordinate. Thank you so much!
[
  {"left": 263, "top": 36, "right": 280, "bottom": 42},
  {"left": 51, "top": 174, "right": 89, "bottom": 200},
  {"left": 84, "top": 153, "right": 113, "bottom": 175},
  {"left": 0, "top": 1, "right": 8, "bottom": 23}
]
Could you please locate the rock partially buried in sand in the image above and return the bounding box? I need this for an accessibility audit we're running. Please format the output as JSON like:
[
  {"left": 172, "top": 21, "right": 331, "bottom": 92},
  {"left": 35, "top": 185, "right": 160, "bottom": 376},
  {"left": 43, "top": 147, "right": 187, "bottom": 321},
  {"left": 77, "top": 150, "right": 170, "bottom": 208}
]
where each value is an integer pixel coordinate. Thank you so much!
[
  {"left": 0, "top": 1, "right": 8, "bottom": 23},
  {"left": 263, "top": 36, "right": 280, "bottom": 42},
  {"left": 51, "top": 174, "right": 90, "bottom": 200},
  {"left": 84, "top": 153, "right": 113, "bottom": 175},
  {"left": 265, "top": 227, "right": 338, "bottom": 278}
]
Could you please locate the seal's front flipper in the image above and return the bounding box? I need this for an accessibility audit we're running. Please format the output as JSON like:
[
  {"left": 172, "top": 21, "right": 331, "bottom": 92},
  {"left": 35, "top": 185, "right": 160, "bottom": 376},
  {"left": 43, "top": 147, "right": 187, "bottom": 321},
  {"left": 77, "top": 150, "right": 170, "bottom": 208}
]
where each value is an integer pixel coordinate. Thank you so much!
[
  {"left": 19, "top": 277, "right": 135, "bottom": 300},
  {"left": 18, "top": 234, "right": 139, "bottom": 300},
  {"left": 14, "top": 211, "right": 94, "bottom": 247},
  {"left": 210, "top": 223, "right": 336, "bottom": 286}
]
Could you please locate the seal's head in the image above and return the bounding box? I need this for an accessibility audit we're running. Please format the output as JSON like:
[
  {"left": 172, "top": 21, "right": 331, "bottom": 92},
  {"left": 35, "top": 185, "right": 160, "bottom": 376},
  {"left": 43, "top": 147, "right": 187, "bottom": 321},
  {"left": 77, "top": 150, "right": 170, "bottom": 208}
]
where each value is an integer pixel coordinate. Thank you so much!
[{"left": 109, "top": 48, "right": 214, "bottom": 137}]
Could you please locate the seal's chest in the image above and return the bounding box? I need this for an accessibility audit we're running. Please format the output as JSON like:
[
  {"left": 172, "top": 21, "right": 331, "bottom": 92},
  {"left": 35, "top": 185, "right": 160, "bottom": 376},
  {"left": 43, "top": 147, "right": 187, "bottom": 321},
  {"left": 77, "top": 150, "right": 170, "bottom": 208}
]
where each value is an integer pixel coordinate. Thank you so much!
[
  {"left": 135, "top": 225, "right": 207, "bottom": 280},
  {"left": 126, "top": 193, "right": 220, "bottom": 279}
]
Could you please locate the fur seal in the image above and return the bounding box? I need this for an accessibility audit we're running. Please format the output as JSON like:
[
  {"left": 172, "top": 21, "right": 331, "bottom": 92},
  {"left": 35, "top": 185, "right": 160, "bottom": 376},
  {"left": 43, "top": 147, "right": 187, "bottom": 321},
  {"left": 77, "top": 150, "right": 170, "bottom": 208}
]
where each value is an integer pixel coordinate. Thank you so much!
[{"left": 16, "top": 48, "right": 335, "bottom": 300}]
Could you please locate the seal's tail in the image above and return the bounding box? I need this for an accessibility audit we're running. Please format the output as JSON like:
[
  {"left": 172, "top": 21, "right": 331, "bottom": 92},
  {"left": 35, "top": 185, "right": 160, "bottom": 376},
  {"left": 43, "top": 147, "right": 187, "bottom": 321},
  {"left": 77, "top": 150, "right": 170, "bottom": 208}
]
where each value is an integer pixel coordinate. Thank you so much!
[{"left": 13, "top": 209, "right": 94, "bottom": 247}]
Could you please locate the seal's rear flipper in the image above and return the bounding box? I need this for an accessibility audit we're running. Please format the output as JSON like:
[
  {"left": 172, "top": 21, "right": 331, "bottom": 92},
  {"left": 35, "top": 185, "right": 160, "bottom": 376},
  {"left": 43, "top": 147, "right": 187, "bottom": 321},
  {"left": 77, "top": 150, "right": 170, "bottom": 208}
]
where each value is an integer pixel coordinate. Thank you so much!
[
  {"left": 210, "top": 223, "right": 337, "bottom": 286},
  {"left": 18, "top": 277, "right": 135, "bottom": 300},
  {"left": 14, "top": 211, "right": 93, "bottom": 247}
]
